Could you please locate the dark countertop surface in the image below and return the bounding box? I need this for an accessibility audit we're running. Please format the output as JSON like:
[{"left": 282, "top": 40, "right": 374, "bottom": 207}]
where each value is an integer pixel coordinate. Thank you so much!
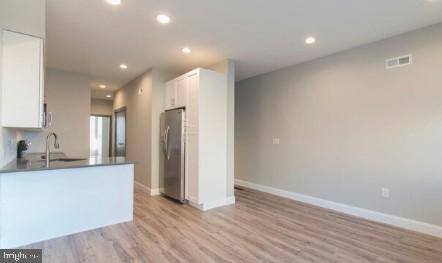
[{"left": 0, "top": 153, "right": 134, "bottom": 174}]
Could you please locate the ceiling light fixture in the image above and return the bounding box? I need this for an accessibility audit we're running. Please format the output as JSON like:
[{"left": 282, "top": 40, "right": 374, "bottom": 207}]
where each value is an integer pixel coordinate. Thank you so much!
[
  {"left": 305, "top": 37, "right": 316, "bottom": 45},
  {"left": 156, "top": 14, "right": 171, "bottom": 24},
  {"left": 99, "top": 84, "right": 106, "bottom": 89},
  {"left": 106, "top": 0, "right": 121, "bottom": 5},
  {"left": 120, "top": 64, "right": 128, "bottom": 70},
  {"left": 182, "top": 47, "right": 191, "bottom": 54},
  {"left": 106, "top": 94, "right": 112, "bottom": 98}
]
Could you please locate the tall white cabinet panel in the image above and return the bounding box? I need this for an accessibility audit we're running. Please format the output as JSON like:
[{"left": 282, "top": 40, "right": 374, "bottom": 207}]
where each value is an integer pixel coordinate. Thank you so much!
[
  {"left": 196, "top": 70, "right": 227, "bottom": 209},
  {"left": 166, "top": 68, "right": 228, "bottom": 210},
  {"left": 1, "top": 30, "right": 44, "bottom": 128},
  {"left": 164, "top": 68, "right": 228, "bottom": 210},
  {"left": 185, "top": 72, "right": 200, "bottom": 203}
]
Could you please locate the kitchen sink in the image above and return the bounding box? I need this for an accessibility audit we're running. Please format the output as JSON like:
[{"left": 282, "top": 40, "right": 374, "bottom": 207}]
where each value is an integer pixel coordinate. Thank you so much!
[
  {"left": 38, "top": 157, "right": 87, "bottom": 162},
  {"left": 51, "top": 158, "right": 87, "bottom": 162}
]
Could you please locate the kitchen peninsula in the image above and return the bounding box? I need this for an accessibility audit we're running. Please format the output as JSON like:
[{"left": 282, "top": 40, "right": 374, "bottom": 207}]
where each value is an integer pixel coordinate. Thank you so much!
[{"left": 0, "top": 154, "right": 134, "bottom": 248}]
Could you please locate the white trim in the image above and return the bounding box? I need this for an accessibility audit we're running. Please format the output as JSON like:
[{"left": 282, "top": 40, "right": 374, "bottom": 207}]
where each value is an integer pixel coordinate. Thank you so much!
[
  {"left": 188, "top": 201, "right": 204, "bottom": 210},
  {"left": 150, "top": 188, "right": 160, "bottom": 196},
  {"left": 134, "top": 181, "right": 160, "bottom": 196},
  {"left": 189, "top": 197, "right": 236, "bottom": 211},
  {"left": 235, "top": 179, "right": 442, "bottom": 238},
  {"left": 225, "top": 196, "right": 236, "bottom": 205}
]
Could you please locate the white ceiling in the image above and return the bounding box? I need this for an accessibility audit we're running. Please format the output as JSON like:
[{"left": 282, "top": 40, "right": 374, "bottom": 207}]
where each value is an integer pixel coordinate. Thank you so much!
[{"left": 46, "top": 0, "right": 442, "bottom": 94}]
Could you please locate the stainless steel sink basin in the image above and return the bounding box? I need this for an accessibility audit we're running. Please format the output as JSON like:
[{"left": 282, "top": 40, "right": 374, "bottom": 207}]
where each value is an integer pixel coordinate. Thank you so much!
[
  {"left": 38, "top": 157, "right": 87, "bottom": 162},
  {"left": 51, "top": 158, "right": 87, "bottom": 162}
]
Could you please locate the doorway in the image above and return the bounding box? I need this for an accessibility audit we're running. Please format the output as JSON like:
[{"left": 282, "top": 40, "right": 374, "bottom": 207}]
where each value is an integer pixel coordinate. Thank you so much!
[
  {"left": 114, "top": 107, "right": 127, "bottom": 157},
  {"left": 90, "top": 115, "right": 112, "bottom": 157}
]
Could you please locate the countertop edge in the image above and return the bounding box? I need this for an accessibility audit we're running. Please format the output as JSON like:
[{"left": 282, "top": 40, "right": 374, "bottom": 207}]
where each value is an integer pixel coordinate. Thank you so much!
[
  {"left": 0, "top": 161, "right": 135, "bottom": 174},
  {"left": 0, "top": 154, "right": 136, "bottom": 174}
]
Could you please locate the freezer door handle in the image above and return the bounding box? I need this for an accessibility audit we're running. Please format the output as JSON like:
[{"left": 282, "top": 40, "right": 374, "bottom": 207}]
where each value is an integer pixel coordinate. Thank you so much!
[{"left": 164, "top": 126, "right": 170, "bottom": 160}]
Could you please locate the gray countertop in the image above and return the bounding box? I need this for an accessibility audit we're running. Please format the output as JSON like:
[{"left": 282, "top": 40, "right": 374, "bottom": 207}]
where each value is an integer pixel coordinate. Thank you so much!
[{"left": 0, "top": 153, "right": 135, "bottom": 174}]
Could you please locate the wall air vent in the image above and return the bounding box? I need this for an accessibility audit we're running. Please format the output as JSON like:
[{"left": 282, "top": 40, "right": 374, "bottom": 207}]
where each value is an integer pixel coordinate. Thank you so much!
[{"left": 385, "top": 54, "right": 412, "bottom": 69}]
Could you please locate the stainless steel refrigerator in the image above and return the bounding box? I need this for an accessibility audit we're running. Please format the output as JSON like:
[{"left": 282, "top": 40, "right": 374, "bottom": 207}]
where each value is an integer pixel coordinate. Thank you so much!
[{"left": 159, "top": 108, "right": 185, "bottom": 202}]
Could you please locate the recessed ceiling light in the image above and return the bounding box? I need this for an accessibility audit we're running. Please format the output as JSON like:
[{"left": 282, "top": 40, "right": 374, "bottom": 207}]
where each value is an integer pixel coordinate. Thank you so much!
[
  {"left": 182, "top": 47, "right": 191, "bottom": 54},
  {"left": 305, "top": 37, "right": 316, "bottom": 45},
  {"left": 156, "top": 14, "right": 171, "bottom": 24},
  {"left": 120, "top": 64, "right": 128, "bottom": 70},
  {"left": 106, "top": 94, "right": 112, "bottom": 98},
  {"left": 99, "top": 84, "right": 106, "bottom": 89},
  {"left": 106, "top": 0, "right": 121, "bottom": 5}
]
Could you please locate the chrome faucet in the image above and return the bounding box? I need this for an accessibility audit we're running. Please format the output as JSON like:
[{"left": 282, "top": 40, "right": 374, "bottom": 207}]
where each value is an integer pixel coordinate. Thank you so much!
[{"left": 45, "top": 132, "right": 60, "bottom": 166}]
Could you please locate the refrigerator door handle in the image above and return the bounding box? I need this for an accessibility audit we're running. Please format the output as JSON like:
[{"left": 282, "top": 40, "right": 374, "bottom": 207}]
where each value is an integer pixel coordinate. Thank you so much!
[
  {"left": 165, "top": 126, "right": 170, "bottom": 160},
  {"left": 162, "top": 129, "right": 167, "bottom": 154}
]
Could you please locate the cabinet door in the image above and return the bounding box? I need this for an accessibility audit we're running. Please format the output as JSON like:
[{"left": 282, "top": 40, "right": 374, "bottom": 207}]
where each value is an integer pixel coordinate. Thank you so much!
[
  {"left": 175, "top": 77, "right": 187, "bottom": 108},
  {"left": 184, "top": 72, "right": 200, "bottom": 202},
  {"left": 164, "top": 81, "right": 177, "bottom": 110},
  {"left": 1, "top": 30, "right": 44, "bottom": 128}
]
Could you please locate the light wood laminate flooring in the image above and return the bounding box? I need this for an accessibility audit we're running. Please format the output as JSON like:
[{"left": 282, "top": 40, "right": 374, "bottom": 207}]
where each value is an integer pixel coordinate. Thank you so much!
[{"left": 25, "top": 185, "right": 442, "bottom": 263}]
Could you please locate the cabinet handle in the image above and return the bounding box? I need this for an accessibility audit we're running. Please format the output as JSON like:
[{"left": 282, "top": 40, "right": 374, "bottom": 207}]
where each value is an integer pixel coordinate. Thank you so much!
[{"left": 47, "top": 112, "right": 53, "bottom": 127}]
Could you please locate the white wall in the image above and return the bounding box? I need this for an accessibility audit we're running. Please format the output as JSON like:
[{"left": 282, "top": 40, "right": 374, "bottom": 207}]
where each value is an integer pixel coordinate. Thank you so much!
[
  {"left": 0, "top": 0, "right": 46, "bottom": 166},
  {"left": 24, "top": 69, "right": 91, "bottom": 158},
  {"left": 91, "top": 98, "right": 113, "bottom": 116},
  {"left": 0, "top": 0, "right": 46, "bottom": 39},
  {"left": 207, "top": 60, "right": 236, "bottom": 199},
  {"left": 236, "top": 23, "right": 442, "bottom": 226}
]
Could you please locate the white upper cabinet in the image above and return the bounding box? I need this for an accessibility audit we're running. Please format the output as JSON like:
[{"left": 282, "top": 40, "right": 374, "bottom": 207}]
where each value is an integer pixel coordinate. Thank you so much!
[
  {"left": 164, "top": 80, "right": 177, "bottom": 109},
  {"left": 1, "top": 30, "right": 44, "bottom": 128},
  {"left": 164, "top": 76, "right": 188, "bottom": 110},
  {"left": 175, "top": 76, "right": 188, "bottom": 108}
]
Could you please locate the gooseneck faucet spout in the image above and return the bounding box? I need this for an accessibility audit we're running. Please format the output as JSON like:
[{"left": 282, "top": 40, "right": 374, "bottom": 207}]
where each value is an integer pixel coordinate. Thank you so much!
[{"left": 45, "top": 132, "right": 60, "bottom": 167}]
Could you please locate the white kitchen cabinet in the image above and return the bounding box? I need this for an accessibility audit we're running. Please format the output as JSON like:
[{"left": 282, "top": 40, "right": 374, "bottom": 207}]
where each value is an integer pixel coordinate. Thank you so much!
[
  {"left": 167, "top": 68, "right": 228, "bottom": 210},
  {"left": 175, "top": 76, "right": 187, "bottom": 108},
  {"left": 164, "top": 76, "right": 187, "bottom": 110},
  {"left": 164, "top": 81, "right": 177, "bottom": 109},
  {"left": 1, "top": 30, "right": 44, "bottom": 128}
]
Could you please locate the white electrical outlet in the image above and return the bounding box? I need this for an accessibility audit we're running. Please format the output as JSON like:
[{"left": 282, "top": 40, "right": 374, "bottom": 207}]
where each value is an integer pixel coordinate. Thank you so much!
[
  {"left": 272, "top": 138, "right": 280, "bottom": 145},
  {"left": 381, "top": 188, "right": 390, "bottom": 198}
]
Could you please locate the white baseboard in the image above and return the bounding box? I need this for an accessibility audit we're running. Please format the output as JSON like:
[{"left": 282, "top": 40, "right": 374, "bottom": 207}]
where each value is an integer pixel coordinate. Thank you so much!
[
  {"left": 225, "top": 196, "right": 236, "bottom": 205},
  {"left": 150, "top": 188, "right": 160, "bottom": 196},
  {"left": 189, "top": 196, "right": 236, "bottom": 211},
  {"left": 235, "top": 179, "right": 442, "bottom": 238},
  {"left": 134, "top": 181, "right": 160, "bottom": 196}
]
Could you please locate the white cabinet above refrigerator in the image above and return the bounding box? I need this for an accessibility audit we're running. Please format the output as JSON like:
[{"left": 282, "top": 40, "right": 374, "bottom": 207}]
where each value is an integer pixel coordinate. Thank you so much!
[{"left": 164, "top": 76, "right": 188, "bottom": 110}]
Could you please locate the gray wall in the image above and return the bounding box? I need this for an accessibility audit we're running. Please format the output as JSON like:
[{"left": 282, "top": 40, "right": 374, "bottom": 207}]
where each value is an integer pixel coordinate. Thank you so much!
[
  {"left": 24, "top": 69, "right": 91, "bottom": 158},
  {"left": 150, "top": 69, "right": 176, "bottom": 190},
  {"left": 114, "top": 68, "right": 174, "bottom": 189},
  {"left": 0, "top": 0, "right": 46, "bottom": 165},
  {"left": 236, "top": 23, "right": 442, "bottom": 226},
  {"left": 114, "top": 70, "right": 153, "bottom": 187}
]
